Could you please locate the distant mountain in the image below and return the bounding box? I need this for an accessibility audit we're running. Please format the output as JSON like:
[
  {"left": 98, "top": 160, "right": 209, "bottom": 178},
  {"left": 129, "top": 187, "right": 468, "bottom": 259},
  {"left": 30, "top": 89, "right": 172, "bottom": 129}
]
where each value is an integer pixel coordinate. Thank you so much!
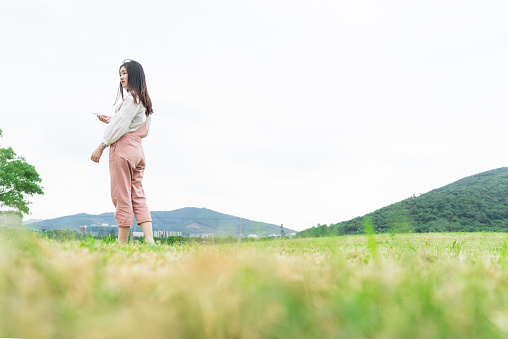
[
  {"left": 299, "top": 167, "right": 508, "bottom": 236},
  {"left": 25, "top": 207, "right": 295, "bottom": 237}
]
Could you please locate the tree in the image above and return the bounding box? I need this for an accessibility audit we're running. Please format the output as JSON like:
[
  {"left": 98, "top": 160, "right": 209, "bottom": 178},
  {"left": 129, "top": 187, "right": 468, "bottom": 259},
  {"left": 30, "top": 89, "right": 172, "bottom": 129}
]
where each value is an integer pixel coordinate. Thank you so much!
[{"left": 0, "top": 129, "right": 44, "bottom": 215}]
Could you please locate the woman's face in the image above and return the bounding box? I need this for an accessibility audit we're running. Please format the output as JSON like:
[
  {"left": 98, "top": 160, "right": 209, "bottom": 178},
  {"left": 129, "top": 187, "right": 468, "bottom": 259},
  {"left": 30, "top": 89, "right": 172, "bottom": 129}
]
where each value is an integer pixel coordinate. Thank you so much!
[{"left": 120, "top": 66, "right": 128, "bottom": 89}]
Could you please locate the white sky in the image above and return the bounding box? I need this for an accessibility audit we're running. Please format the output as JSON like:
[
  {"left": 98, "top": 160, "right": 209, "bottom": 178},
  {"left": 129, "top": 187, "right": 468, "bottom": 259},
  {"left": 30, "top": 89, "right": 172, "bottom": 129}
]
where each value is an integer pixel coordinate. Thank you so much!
[{"left": 2, "top": 0, "right": 508, "bottom": 231}]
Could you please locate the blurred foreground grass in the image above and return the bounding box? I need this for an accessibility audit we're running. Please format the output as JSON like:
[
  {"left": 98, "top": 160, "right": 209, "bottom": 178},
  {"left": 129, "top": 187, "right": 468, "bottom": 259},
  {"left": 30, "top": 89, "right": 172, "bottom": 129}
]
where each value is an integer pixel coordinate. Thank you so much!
[{"left": 2, "top": 231, "right": 508, "bottom": 338}]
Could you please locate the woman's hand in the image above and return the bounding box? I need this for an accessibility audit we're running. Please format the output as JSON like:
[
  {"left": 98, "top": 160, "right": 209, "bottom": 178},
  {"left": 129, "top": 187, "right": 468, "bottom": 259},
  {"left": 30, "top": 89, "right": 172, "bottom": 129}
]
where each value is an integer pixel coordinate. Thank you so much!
[
  {"left": 98, "top": 115, "right": 112, "bottom": 124},
  {"left": 91, "top": 144, "right": 107, "bottom": 163}
]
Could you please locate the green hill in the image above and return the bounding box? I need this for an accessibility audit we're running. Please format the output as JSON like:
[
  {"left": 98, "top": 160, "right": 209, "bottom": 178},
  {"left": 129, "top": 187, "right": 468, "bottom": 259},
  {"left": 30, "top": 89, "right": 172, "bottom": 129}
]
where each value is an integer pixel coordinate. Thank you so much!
[
  {"left": 26, "top": 207, "right": 294, "bottom": 237},
  {"left": 298, "top": 167, "right": 508, "bottom": 237}
]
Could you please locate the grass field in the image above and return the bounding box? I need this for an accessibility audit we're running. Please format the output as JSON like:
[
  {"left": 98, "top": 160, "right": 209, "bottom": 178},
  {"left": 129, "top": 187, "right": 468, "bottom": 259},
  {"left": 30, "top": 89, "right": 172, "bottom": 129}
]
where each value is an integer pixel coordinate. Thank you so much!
[{"left": 2, "top": 231, "right": 508, "bottom": 338}]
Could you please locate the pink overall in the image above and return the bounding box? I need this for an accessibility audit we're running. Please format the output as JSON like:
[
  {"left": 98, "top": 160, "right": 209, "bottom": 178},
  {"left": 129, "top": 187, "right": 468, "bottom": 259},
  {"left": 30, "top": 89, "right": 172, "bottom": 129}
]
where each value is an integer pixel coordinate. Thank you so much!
[{"left": 109, "top": 121, "right": 152, "bottom": 227}]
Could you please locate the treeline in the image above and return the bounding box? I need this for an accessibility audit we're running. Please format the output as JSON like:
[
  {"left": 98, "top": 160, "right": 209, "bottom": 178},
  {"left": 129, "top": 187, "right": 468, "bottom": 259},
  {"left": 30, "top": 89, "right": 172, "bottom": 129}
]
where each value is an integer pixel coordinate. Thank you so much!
[
  {"left": 3, "top": 228, "right": 284, "bottom": 245},
  {"left": 298, "top": 167, "right": 508, "bottom": 237}
]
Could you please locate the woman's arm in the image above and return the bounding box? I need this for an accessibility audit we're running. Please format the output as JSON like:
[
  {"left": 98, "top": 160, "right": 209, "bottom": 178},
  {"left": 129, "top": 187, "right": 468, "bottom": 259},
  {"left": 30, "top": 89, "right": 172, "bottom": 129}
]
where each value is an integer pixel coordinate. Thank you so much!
[
  {"left": 101, "top": 96, "right": 142, "bottom": 146},
  {"left": 90, "top": 96, "right": 142, "bottom": 163},
  {"left": 90, "top": 144, "right": 106, "bottom": 163}
]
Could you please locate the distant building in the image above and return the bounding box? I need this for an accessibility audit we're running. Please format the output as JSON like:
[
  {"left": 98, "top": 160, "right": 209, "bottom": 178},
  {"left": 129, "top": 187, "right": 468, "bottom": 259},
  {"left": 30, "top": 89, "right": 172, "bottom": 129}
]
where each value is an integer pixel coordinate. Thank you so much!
[
  {"left": 190, "top": 233, "right": 214, "bottom": 238},
  {"left": 247, "top": 234, "right": 259, "bottom": 238},
  {"left": 87, "top": 224, "right": 117, "bottom": 236},
  {"left": 132, "top": 231, "right": 144, "bottom": 238},
  {"left": 0, "top": 211, "right": 22, "bottom": 228},
  {"left": 153, "top": 230, "right": 182, "bottom": 237},
  {"left": 79, "top": 226, "right": 87, "bottom": 234}
]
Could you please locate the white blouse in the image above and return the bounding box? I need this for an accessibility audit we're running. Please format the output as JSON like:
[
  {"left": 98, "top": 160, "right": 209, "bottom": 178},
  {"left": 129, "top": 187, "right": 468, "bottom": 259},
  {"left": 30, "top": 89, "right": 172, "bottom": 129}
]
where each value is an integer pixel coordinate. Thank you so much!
[{"left": 101, "top": 93, "right": 151, "bottom": 146}]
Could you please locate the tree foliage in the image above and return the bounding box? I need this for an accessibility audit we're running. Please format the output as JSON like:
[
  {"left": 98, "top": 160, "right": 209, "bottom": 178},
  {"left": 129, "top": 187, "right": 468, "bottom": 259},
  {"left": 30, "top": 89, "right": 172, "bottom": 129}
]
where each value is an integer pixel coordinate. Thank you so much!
[
  {"left": 0, "top": 129, "right": 44, "bottom": 215},
  {"left": 298, "top": 167, "right": 508, "bottom": 237}
]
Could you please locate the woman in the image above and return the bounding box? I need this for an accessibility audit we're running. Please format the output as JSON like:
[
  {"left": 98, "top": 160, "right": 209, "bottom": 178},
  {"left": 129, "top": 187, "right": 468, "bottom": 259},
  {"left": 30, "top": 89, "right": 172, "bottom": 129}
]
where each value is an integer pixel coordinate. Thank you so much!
[{"left": 91, "top": 59, "right": 154, "bottom": 245}]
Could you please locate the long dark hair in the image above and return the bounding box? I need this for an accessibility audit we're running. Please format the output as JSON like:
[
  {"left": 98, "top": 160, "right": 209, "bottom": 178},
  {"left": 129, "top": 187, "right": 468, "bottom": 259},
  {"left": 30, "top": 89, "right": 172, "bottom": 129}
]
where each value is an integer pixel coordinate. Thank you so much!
[{"left": 115, "top": 59, "right": 153, "bottom": 116}]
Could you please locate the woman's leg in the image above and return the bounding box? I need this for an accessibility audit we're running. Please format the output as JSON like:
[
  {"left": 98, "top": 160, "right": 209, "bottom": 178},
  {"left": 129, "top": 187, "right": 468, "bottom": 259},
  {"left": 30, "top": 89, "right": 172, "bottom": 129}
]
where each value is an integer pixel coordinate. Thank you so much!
[
  {"left": 132, "top": 154, "right": 153, "bottom": 244},
  {"left": 110, "top": 143, "right": 135, "bottom": 228},
  {"left": 118, "top": 226, "right": 131, "bottom": 244},
  {"left": 139, "top": 221, "right": 154, "bottom": 243}
]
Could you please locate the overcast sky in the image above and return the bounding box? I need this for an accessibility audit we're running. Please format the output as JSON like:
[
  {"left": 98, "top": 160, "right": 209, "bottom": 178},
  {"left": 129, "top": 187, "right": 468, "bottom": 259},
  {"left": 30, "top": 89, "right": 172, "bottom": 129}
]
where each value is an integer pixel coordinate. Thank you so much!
[{"left": 2, "top": 0, "right": 508, "bottom": 231}]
